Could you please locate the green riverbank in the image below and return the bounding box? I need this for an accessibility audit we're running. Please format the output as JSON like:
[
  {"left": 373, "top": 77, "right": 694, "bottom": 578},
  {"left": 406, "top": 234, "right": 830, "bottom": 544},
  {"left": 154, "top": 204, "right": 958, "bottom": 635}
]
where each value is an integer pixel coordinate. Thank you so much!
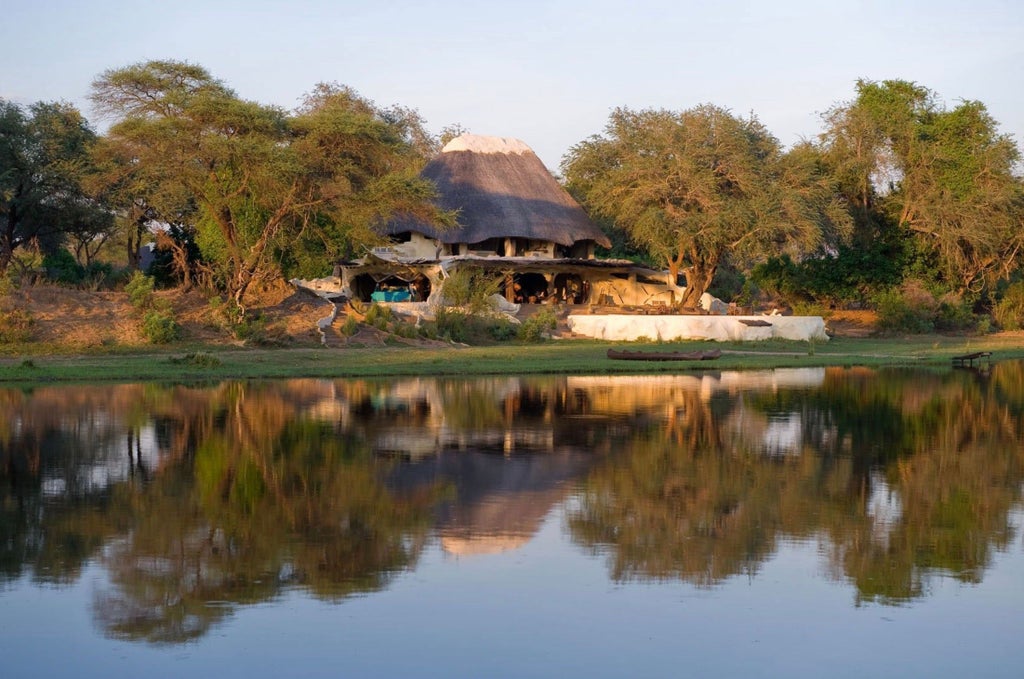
[{"left": 2, "top": 334, "right": 1022, "bottom": 385}]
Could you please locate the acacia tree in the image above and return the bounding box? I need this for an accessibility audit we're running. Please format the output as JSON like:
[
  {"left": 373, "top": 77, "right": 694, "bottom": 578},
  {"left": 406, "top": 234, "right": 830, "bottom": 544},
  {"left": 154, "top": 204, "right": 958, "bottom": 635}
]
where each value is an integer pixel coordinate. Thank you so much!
[
  {"left": 0, "top": 99, "right": 110, "bottom": 275},
  {"left": 91, "top": 61, "right": 442, "bottom": 310},
  {"left": 563, "top": 105, "right": 848, "bottom": 307},
  {"left": 821, "top": 79, "right": 1024, "bottom": 295}
]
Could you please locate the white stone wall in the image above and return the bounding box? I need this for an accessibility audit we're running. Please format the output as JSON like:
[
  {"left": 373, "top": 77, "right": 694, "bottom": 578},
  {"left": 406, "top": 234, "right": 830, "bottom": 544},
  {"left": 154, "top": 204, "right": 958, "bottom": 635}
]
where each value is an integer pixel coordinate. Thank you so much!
[{"left": 566, "top": 314, "right": 829, "bottom": 342}]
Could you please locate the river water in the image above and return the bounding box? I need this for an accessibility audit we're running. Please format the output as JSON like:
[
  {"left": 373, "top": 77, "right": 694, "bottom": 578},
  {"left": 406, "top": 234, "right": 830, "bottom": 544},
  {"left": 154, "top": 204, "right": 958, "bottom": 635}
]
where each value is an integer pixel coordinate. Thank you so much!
[{"left": 1, "top": 365, "right": 1022, "bottom": 677}]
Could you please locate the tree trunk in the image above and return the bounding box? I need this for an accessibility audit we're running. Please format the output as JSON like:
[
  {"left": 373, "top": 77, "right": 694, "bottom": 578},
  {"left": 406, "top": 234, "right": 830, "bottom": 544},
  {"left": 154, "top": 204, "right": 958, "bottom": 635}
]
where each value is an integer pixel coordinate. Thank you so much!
[
  {"left": 679, "top": 250, "right": 719, "bottom": 309},
  {"left": 679, "top": 267, "right": 713, "bottom": 309},
  {"left": 0, "top": 202, "right": 19, "bottom": 275},
  {"left": 0, "top": 246, "right": 11, "bottom": 276},
  {"left": 126, "top": 221, "right": 142, "bottom": 270}
]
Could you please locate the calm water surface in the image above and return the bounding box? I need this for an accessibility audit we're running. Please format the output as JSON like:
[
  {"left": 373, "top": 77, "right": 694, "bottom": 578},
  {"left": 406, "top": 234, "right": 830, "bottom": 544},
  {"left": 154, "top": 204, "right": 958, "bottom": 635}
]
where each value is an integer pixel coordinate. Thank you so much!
[{"left": 1, "top": 365, "right": 1022, "bottom": 677}]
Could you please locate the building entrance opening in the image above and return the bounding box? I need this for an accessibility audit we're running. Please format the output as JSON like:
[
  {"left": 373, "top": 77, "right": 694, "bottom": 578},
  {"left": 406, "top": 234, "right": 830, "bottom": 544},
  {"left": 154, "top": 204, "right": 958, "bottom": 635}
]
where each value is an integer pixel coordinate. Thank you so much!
[
  {"left": 553, "top": 273, "right": 587, "bottom": 304},
  {"left": 351, "top": 273, "right": 431, "bottom": 303},
  {"left": 511, "top": 273, "right": 549, "bottom": 303}
]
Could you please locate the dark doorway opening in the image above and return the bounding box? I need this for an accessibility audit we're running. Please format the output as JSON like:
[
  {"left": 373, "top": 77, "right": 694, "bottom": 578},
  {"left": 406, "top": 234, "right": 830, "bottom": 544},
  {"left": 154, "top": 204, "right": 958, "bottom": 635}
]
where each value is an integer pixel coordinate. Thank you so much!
[{"left": 511, "top": 273, "right": 549, "bottom": 303}]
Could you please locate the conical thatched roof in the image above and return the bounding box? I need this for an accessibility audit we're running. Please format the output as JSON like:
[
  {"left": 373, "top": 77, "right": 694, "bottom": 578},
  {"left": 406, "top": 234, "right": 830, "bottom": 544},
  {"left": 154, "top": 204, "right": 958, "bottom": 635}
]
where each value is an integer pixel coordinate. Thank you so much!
[{"left": 385, "top": 134, "right": 611, "bottom": 248}]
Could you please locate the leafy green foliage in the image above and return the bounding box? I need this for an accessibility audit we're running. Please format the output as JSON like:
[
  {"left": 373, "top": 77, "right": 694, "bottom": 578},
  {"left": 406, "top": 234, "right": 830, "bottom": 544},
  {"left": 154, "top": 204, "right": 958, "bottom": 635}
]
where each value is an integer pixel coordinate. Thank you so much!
[
  {"left": 488, "top": 318, "right": 519, "bottom": 341},
  {"left": 994, "top": 282, "right": 1024, "bottom": 330},
  {"left": 439, "top": 268, "right": 502, "bottom": 312},
  {"left": 427, "top": 308, "right": 516, "bottom": 344},
  {"left": 752, "top": 239, "right": 906, "bottom": 307},
  {"left": 934, "top": 295, "right": 977, "bottom": 332},
  {"left": 517, "top": 307, "right": 557, "bottom": 342},
  {"left": 42, "top": 249, "right": 84, "bottom": 284},
  {"left": 167, "top": 352, "right": 221, "bottom": 368},
  {"left": 873, "top": 285, "right": 935, "bottom": 334},
  {"left": 125, "top": 271, "right": 156, "bottom": 309},
  {"left": 564, "top": 105, "right": 851, "bottom": 308},
  {"left": 0, "top": 99, "right": 110, "bottom": 275},
  {"left": 0, "top": 307, "right": 34, "bottom": 343},
  {"left": 90, "top": 63, "right": 445, "bottom": 310},
  {"left": 364, "top": 303, "right": 394, "bottom": 331},
  {"left": 426, "top": 308, "right": 465, "bottom": 342},
  {"left": 141, "top": 310, "right": 180, "bottom": 344},
  {"left": 124, "top": 271, "right": 182, "bottom": 343},
  {"left": 340, "top": 315, "right": 360, "bottom": 336},
  {"left": 38, "top": 249, "right": 116, "bottom": 288},
  {"left": 821, "top": 79, "right": 1023, "bottom": 296}
]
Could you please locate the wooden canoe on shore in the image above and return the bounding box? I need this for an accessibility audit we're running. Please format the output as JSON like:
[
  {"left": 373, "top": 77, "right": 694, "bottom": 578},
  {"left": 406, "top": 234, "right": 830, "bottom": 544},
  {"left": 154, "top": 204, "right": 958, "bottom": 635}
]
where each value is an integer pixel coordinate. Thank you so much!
[{"left": 606, "top": 348, "right": 722, "bottom": 362}]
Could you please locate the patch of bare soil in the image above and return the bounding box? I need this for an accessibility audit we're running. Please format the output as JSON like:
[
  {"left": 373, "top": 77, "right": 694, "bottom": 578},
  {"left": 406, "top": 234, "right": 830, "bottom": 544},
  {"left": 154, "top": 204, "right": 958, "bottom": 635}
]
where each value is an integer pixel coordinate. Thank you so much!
[
  {"left": 12, "top": 286, "right": 146, "bottom": 348},
  {"left": 826, "top": 310, "right": 879, "bottom": 338},
  {"left": 7, "top": 282, "right": 331, "bottom": 349},
  {"left": 231, "top": 280, "right": 332, "bottom": 347}
]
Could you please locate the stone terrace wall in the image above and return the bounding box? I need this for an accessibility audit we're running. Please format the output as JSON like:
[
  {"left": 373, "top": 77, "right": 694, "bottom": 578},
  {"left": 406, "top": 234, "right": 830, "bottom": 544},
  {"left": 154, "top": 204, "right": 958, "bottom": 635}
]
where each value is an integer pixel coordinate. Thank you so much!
[{"left": 566, "top": 314, "right": 828, "bottom": 342}]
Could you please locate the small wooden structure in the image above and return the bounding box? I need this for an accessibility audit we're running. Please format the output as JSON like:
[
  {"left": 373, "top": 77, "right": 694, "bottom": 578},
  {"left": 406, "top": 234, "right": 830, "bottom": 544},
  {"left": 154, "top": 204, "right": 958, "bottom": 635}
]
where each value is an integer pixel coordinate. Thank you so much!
[{"left": 952, "top": 351, "right": 992, "bottom": 368}]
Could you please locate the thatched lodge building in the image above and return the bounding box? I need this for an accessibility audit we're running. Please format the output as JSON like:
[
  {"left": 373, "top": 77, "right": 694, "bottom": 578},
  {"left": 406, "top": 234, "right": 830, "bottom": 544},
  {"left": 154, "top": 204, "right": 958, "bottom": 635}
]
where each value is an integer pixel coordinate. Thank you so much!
[
  {"left": 334, "top": 134, "right": 682, "bottom": 307},
  {"left": 297, "top": 134, "right": 828, "bottom": 341}
]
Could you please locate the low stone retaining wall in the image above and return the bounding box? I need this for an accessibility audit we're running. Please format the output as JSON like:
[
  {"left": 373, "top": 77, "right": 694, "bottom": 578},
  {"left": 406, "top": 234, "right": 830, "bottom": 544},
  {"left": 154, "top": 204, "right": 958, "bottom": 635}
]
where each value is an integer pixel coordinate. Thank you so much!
[{"left": 566, "top": 314, "right": 828, "bottom": 342}]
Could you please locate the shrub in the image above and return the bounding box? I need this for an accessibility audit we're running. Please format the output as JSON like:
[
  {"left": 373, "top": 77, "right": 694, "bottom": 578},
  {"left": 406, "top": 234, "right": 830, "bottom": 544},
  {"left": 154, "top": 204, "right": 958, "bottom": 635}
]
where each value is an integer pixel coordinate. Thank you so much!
[
  {"left": 994, "top": 282, "right": 1024, "bottom": 331},
  {"left": 934, "top": 294, "right": 977, "bottom": 332},
  {"left": 169, "top": 352, "right": 221, "bottom": 367},
  {"left": 0, "top": 308, "right": 34, "bottom": 343},
  {"left": 364, "top": 303, "right": 394, "bottom": 331},
  {"left": 208, "top": 296, "right": 279, "bottom": 343},
  {"left": 42, "top": 249, "right": 84, "bottom": 285},
  {"left": 340, "top": 316, "right": 359, "bottom": 337},
  {"left": 208, "top": 295, "right": 241, "bottom": 326},
  {"left": 81, "top": 262, "right": 117, "bottom": 290},
  {"left": 790, "top": 300, "right": 831, "bottom": 318},
  {"left": 488, "top": 318, "right": 518, "bottom": 341},
  {"left": 0, "top": 275, "right": 15, "bottom": 298},
  {"left": 518, "top": 307, "right": 557, "bottom": 342},
  {"left": 873, "top": 280, "right": 936, "bottom": 334},
  {"left": 125, "top": 272, "right": 156, "bottom": 309},
  {"left": 752, "top": 240, "right": 906, "bottom": 308},
  {"left": 440, "top": 268, "right": 502, "bottom": 312},
  {"left": 433, "top": 308, "right": 470, "bottom": 342},
  {"left": 142, "top": 310, "right": 181, "bottom": 344},
  {"left": 393, "top": 321, "right": 420, "bottom": 339},
  {"left": 231, "top": 313, "right": 272, "bottom": 345}
]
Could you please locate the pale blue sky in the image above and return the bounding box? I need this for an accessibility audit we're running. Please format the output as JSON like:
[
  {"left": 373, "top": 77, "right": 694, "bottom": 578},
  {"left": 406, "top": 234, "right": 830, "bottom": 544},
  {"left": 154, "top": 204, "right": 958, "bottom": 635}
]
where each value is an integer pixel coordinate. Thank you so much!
[{"left": 2, "top": 0, "right": 1022, "bottom": 170}]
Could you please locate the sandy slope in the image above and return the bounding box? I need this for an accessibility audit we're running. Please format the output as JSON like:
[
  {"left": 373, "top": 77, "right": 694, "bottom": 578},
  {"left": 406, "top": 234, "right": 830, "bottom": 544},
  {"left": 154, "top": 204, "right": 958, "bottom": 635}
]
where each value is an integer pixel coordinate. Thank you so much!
[{"left": 4, "top": 282, "right": 329, "bottom": 349}]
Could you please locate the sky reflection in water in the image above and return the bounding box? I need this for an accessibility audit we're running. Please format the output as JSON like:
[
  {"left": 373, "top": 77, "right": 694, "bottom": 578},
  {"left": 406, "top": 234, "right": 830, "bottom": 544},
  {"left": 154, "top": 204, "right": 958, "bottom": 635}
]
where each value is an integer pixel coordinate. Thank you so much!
[{"left": 1, "top": 365, "right": 1022, "bottom": 677}]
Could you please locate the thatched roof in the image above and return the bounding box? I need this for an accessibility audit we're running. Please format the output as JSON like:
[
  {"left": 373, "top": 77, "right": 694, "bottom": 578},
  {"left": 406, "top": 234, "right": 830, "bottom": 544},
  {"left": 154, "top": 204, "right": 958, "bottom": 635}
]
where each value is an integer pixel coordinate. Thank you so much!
[{"left": 385, "top": 134, "right": 611, "bottom": 249}]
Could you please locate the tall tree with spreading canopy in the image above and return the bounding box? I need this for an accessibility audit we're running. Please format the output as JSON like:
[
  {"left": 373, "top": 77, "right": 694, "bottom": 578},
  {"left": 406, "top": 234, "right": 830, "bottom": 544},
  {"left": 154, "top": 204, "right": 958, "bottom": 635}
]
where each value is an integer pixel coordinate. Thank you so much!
[
  {"left": 821, "top": 79, "right": 1024, "bottom": 295},
  {"left": 563, "top": 105, "right": 849, "bottom": 307},
  {"left": 90, "top": 60, "right": 443, "bottom": 310},
  {"left": 0, "top": 99, "right": 110, "bottom": 275}
]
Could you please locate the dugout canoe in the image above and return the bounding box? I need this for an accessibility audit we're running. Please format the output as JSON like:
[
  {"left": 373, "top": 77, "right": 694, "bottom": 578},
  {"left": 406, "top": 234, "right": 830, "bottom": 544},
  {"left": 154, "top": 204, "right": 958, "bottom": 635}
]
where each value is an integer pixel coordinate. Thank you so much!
[{"left": 606, "top": 348, "right": 722, "bottom": 362}]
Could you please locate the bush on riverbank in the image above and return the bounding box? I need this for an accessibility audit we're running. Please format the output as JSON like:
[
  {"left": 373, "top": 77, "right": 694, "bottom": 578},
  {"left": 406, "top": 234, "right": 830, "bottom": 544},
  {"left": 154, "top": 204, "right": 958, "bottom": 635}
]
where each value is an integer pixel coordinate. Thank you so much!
[
  {"left": 874, "top": 280, "right": 982, "bottom": 335},
  {"left": 995, "top": 282, "right": 1024, "bottom": 330}
]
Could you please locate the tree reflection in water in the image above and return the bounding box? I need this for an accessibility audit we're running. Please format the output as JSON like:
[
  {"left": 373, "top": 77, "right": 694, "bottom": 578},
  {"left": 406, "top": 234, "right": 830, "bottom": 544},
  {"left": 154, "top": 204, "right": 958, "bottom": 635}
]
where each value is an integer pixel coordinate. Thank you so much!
[
  {"left": 0, "top": 364, "right": 1022, "bottom": 644},
  {"left": 568, "top": 364, "right": 1024, "bottom": 604}
]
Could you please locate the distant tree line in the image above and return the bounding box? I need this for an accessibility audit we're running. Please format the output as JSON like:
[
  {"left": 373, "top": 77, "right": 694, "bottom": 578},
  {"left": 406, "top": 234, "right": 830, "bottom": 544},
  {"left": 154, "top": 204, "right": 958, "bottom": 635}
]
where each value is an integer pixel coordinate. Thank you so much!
[{"left": 2, "top": 63, "right": 1023, "bottom": 329}]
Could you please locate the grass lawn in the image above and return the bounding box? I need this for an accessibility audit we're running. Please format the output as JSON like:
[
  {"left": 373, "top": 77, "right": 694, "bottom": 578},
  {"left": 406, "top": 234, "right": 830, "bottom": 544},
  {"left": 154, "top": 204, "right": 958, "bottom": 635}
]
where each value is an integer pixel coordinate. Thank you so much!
[{"left": 1, "top": 334, "right": 1021, "bottom": 385}]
